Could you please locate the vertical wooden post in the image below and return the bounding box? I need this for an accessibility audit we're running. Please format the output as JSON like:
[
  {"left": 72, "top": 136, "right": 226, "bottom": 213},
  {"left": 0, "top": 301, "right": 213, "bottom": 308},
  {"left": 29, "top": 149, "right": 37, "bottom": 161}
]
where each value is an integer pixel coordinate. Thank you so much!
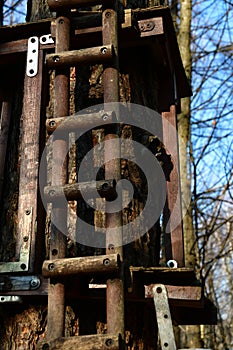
[
  {"left": 103, "top": 6, "right": 125, "bottom": 338},
  {"left": 162, "top": 105, "right": 184, "bottom": 267},
  {"left": 47, "top": 14, "right": 70, "bottom": 339}
]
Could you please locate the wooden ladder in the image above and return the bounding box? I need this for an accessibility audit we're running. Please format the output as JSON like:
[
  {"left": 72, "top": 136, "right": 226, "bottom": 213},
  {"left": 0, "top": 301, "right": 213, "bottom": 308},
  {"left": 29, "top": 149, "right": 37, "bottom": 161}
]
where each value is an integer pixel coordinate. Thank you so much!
[{"left": 39, "top": 0, "right": 124, "bottom": 349}]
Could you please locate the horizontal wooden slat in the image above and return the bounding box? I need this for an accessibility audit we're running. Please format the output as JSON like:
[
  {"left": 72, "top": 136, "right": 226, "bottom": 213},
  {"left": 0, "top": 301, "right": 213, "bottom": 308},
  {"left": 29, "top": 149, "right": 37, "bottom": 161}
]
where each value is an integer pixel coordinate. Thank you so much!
[
  {"left": 42, "top": 254, "right": 119, "bottom": 278},
  {"left": 46, "top": 44, "right": 113, "bottom": 68},
  {"left": 38, "top": 334, "right": 119, "bottom": 350},
  {"left": 129, "top": 267, "right": 197, "bottom": 285},
  {"left": 44, "top": 179, "right": 117, "bottom": 201},
  {"left": 46, "top": 110, "right": 116, "bottom": 133},
  {"left": 145, "top": 285, "right": 202, "bottom": 301},
  {"left": 48, "top": 0, "right": 113, "bottom": 10}
]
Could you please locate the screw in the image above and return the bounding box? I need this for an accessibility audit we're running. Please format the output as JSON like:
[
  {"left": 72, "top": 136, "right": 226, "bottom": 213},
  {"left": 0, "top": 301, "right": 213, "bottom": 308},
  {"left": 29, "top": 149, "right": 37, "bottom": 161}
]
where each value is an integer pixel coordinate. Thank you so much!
[
  {"left": 105, "top": 338, "right": 113, "bottom": 347},
  {"left": 49, "top": 120, "right": 56, "bottom": 128},
  {"left": 58, "top": 19, "right": 64, "bottom": 24},
  {"left": 30, "top": 277, "right": 40, "bottom": 289},
  {"left": 48, "top": 263, "right": 55, "bottom": 270},
  {"left": 105, "top": 11, "right": 111, "bottom": 18},
  {"left": 101, "top": 46, "right": 107, "bottom": 55},
  {"left": 49, "top": 190, "right": 56, "bottom": 197},
  {"left": 20, "top": 263, "right": 27, "bottom": 270},
  {"left": 25, "top": 209, "right": 31, "bottom": 215},
  {"left": 156, "top": 286, "right": 162, "bottom": 294},
  {"left": 23, "top": 236, "right": 29, "bottom": 242},
  {"left": 53, "top": 55, "right": 60, "bottom": 62},
  {"left": 101, "top": 183, "right": 110, "bottom": 191},
  {"left": 108, "top": 244, "right": 115, "bottom": 251},
  {"left": 102, "top": 113, "right": 109, "bottom": 121},
  {"left": 103, "top": 258, "right": 110, "bottom": 266}
]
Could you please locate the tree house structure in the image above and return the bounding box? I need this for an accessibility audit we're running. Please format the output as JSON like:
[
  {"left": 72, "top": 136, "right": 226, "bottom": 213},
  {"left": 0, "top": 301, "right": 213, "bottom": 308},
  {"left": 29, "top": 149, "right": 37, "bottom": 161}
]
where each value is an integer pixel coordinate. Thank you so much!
[{"left": 0, "top": 1, "right": 216, "bottom": 349}]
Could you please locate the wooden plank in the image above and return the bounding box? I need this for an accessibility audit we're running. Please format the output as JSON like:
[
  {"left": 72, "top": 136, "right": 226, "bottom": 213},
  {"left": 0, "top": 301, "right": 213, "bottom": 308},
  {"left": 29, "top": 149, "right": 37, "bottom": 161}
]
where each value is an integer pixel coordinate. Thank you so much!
[
  {"left": 14, "top": 49, "right": 44, "bottom": 272},
  {"left": 42, "top": 254, "right": 119, "bottom": 278},
  {"left": 0, "top": 101, "right": 12, "bottom": 200},
  {"left": 129, "top": 267, "right": 197, "bottom": 286},
  {"left": 0, "top": 39, "right": 28, "bottom": 55},
  {"left": 145, "top": 285, "right": 202, "bottom": 301},
  {"left": 162, "top": 105, "right": 184, "bottom": 267},
  {"left": 44, "top": 179, "right": 117, "bottom": 201},
  {"left": 38, "top": 334, "right": 119, "bottom": 350}
]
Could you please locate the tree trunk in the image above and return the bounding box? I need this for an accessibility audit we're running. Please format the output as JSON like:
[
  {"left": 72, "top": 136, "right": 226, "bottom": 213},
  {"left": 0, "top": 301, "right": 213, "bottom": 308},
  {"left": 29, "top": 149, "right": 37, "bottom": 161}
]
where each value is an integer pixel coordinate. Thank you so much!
[{"left": 177, "top": 0, "right": 202, "bottom": 347}]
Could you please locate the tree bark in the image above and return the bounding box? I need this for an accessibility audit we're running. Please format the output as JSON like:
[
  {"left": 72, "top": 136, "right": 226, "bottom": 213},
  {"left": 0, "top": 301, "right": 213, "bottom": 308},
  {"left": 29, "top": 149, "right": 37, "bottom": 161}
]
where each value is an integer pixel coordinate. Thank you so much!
[{"left": 177, "top": 0, "right": 202, "bottom": 347}]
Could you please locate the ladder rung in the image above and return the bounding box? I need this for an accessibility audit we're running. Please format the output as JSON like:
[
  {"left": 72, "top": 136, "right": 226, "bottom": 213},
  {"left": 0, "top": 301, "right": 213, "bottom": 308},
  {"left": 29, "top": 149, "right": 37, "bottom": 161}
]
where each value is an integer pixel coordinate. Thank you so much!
[
  {"left": 48, "top": 0, "right": 112, "bottom": 11},
  {"left": 38, "top": 334, "right": 119, "bottom": 350},
  {"left": 43, "top": 254, "right": 119, "bottom": 278},
  {"left": 44, "top": 179, "right": 117, "bottom": 202},
  {"left": 46, "top": 44, "right": 113, "bottom": 69},
  {"left": 46, "top": 110, "right": 116, "bottom": 134}
]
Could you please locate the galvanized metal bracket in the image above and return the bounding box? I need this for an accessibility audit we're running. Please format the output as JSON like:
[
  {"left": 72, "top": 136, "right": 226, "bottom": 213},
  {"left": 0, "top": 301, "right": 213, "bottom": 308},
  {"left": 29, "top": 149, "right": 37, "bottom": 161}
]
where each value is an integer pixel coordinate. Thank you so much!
[
  {"left": 0, "top": 275, "right": 40, "bottom": 291},
  {"left": 40, "top": 34, "right": 55, "bottom": 45},
  {"left": 26, "top": 36, "right": 39, "bottom": 77},
  {"left": 138, "top": 17, "right": 164, "bottom": 37},
  {"left": 152, "top": 284, "right": 177, "bottom": 350},
  {"left": 0, "top": 295, "right": 22, "bottom": 303},
  {"left": 0, "top": 208, "right": 33, "bottom": 273}
]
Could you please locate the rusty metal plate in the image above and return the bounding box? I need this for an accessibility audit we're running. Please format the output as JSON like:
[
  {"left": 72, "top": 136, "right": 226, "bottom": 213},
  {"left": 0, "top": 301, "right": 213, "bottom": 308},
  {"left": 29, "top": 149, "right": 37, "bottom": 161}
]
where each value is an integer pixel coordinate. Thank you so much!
[{"left": 138, "top": 17, "right": 164, "bottom": 37}]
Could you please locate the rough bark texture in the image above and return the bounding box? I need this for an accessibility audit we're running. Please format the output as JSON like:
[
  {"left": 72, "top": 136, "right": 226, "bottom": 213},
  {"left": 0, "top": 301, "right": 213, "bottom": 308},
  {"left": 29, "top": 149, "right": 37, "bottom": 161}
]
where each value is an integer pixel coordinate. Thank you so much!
[{"left": 177, "top": 0, "right": 201, "bottom": 347}]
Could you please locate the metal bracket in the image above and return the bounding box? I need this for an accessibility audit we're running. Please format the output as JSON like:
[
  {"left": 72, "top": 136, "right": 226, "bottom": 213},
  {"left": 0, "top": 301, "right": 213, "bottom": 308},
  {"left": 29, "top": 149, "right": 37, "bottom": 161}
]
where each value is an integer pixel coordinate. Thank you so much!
[
  {"left": 26, "top": 36, "right": 39, "bottom": 77},
  {"left": 40, "top": 34, "right": 55, "bottom": 45},
  {"left": 0, "top": 208, "right": 33, "bottom": 273},
  {"left": 0, "top": 296, "right": 22, "bottom": 303},
  {"left": 0, "top": 275, "right": 40, "bottom": 291},
  {"left": 152, "top": 284, "right": 177, "bottom": 350},
  {"left": 138, "top": 17, "right": 164, "bottom": 37}
]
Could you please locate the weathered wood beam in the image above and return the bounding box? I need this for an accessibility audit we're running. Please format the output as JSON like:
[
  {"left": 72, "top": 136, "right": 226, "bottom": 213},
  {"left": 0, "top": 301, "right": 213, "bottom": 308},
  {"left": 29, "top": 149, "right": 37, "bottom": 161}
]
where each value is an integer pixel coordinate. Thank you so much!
[
  {"left": 162, "top": 105, "right": 184, "bottom": 267},
  {"left": 46, "top": 44, "right": 113, "bottom": 68},
  {"left": 46, "top": 110, "right": 116, "bottom": 133},
  {"left": 44, "top": 179, "right": 117, "bottom": 201},
  {"left": 42, "top": 254, "right": 119, "bottom": 278},
  {"left": 38, "top": 334, "right": 119, "bottom": 350},
  {"left": 145, "top": 284, "right": 202, "bottom": 302},
  {"left": 0, "top": 101, "right": 12, "bottom": 200}
]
